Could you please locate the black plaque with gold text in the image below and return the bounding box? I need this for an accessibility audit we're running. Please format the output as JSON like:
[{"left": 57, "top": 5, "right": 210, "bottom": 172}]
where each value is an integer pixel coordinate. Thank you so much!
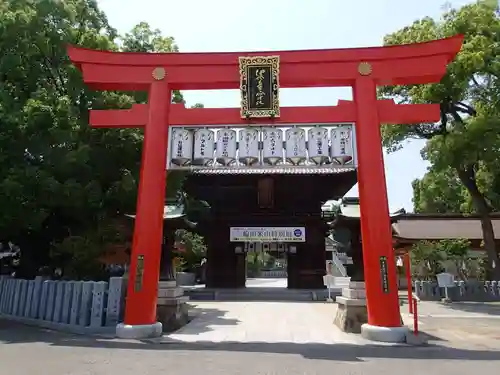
[
  {"left": 239, "top": 56, "right": 280, "bottom": 118},
  {"left": 379, "top": 256, "right": 389, "bottom": 294},
  {"left": 134, "top": 254, "right": 145, "bottom": 292}
]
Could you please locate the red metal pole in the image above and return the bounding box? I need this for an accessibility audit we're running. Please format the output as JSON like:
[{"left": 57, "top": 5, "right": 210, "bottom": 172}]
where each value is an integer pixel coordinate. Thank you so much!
[
  {"left": 124, "top": 72, "right": 171, "bottom": 326},
  {"left": 405, "top": 252, "right": 413, "bottom": 314},
  {"left": 353, "top": 76, "right": 401, "bottom": 328},
  {"left": 413, "top": 298, "right": 418, "bottom": 336}
]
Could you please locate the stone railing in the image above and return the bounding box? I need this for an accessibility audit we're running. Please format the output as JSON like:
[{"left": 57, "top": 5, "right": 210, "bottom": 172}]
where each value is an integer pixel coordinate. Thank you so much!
[
  {"left": 0, "top": 276, "right": 126, "bottom": 334},
  {"left": 414, "top": 280, "right": 500, "bottom": 302},
  {"left": 330, "top": 252, "right": 348, "bottom": 277}
]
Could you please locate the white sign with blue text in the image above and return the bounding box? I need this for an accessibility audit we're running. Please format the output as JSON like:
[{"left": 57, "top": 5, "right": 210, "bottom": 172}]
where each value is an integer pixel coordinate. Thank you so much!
[{"left": 229, "top": 227, "right": 306, "bottom": 243}]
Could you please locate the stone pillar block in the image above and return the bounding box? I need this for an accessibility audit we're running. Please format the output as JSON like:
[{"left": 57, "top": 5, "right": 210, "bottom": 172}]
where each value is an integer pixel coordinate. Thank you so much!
[
  {"left": 0, "top": 279, "right": 10, "bottom": 313},
  {"left": 44, "top": 280, "right": 57, "bottom": 321},
  {"left": 90, "top": 281, "right": 107, "bottom": 327},
  {"left": 105, "top": 277, "right": 125, "bottom": 327},
  {"left": 52, "top": 281, "right": 66, "bottom": 323},
  {"left": 490, "top": 281, "right": 498, "bottom": 297},
  {"left": 24, "top": 280, "right": 35, "bottom": 317},
  {"left": 61, "top": 281, "right": 74, "bottom": 324},
  {"left": 39, "top": 280, "right": 50, "bottom": 320},
  {"left": 79, "top": 281, "right": 94, "bottom": 326},
  {"left": 70, "top": 281, "right": 83, "bottom": 326},
  {"left": 158, "top": 280, "right": 176, "bottom": 289},
  {"left": 11, "top": 280, "right": 22, "bottom": 316},
  {"left": 156, "top": 282, "right": 189, "bottom": 333},
  {"left": 348, "top": 281, "right": 366, "bottom": 290},
  {"left": 342, "top": 288, "right": 366, "bottom": 299},
  {"left": 18, "top": 280, "right": 28, "bottom": 317},
  {"left": 0, "top": 278, "right": 7, "bottom": 313},
  {"left": 414, "top": 280, "right": 422, "bottom": 299},
  {"left": 158, "top": 287, "right": 184, "bottom": 299},
  {"left": 8, "top": 279, "right": 16, "bottom": 314},
  {"left": 30, "top": 277, "right": 44, "bottom": 318},
  {"left": 0, "top": 278, "right": 5, "bottom": 310},
  {"left": 334, "top": 282, "right": 368, "bottom": 334},
  {"left": 9, "top": 279, "right": 16, "bottom": 313}
]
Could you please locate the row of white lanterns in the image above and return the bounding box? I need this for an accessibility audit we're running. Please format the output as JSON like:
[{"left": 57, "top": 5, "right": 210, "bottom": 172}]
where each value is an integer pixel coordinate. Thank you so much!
[
  {"left": 168, "top": 125, "right": 356, "bottom": 168},
  {"left": 235, "top": 242, "right": 290, "bottom": 253}
]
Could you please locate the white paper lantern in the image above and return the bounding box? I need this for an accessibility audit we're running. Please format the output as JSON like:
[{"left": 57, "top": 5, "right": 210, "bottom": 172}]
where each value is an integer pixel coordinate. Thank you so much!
[
  {"left": 331, "top": 125, "right": 354, "bottom": 165},
  {"left": 307, "top": 127, "right": 329, "bottom": 165},
  {"left": 170, "top": 128, "right": 193, "bottom": 166},
  {"left": 246, "top": 242, "right": 255, "bottom": 253},
  {"left": 215, "top": 129, "right": 237, "bottom": 166},
  {"left": 238, "top": 128, "right": 259, "bottom": 166},
  {"left": 285, "top": 128, "right": 306, "bottom": 165},
  {"left": 193, "top": 129, "right": 215, "bottom": 166},
  {"left": 262, "top": 128, "right": 283, "bottom": 165}
]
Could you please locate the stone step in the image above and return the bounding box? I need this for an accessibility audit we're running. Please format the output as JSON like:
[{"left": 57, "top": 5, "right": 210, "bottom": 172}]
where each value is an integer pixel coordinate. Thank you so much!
[
  {"left": 184, "top": 287, "right": 342, "bottom": 302},
  {"left": 332, "top": 276, "right": 351, "bottom": 286},
  {"left": 183, "top": 289, "right": 217, "bottom": 301}
]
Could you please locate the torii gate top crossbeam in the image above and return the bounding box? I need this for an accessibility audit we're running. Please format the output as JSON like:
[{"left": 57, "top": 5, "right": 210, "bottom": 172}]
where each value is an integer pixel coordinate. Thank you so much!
[{"left": 68, "top": 35, "right": 463, "bottom": 91}]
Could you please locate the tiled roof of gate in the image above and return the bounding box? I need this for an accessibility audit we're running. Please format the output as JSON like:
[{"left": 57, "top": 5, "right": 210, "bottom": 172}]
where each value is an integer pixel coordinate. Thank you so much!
[
  {"left": 392, "top": 217, "right": 500, "bottom": 240},
  {"left": 190, "top": 166, "right": 356, "bottom": 175}
]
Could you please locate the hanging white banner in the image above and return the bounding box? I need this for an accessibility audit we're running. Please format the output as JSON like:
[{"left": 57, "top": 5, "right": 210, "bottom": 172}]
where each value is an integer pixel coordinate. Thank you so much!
[{"left": 230, "top": 227, "right": 306, "bottom": 242}]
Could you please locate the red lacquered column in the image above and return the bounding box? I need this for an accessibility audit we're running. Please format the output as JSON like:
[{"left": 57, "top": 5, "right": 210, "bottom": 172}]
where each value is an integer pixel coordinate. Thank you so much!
[
  {"left": 123, "top": 68, "right": 170, "bottom": 327},
  {"left": 353, "top": 76, "right": 401, "bottom": 328}
]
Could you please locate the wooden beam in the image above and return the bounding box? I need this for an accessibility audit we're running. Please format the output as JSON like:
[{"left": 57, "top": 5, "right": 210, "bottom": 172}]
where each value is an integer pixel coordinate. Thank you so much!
[{"left": 89, "top": 100, "right": 439, "bottom": 128}]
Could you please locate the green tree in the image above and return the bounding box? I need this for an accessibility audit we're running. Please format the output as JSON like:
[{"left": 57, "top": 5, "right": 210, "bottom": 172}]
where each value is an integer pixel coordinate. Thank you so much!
[
  {"left": 0, "top": 0, "right": 131, "bottom": 277},
  {"left": 380, "top": 1, "right": 500, "bottom": 278},
  {"left": 411, "top": 239, "right": 473, "bottom": 280},
  {"left": 411, "top": 241, "right": 445, "bottom": 280},
  {"left": 174, "top": 229, "right": 206, "bottom": 272},
  {"left": 439, "top": 238, "right": 472, "bottom": 280},
  {"left": 412, "top": 167, "right": 469, "bottom": 213},
  {"left": 0, "top": 0, "right": 187, "bottom": 278}
]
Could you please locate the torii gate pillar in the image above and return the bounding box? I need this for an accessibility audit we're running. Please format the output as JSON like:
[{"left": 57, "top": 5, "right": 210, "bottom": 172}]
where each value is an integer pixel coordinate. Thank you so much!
[
  {"left": 353, "top": 76, "right": 405, "bottom": 340},
  {"left": 115, "top": 71, "right": 171, "bottom": 338}
]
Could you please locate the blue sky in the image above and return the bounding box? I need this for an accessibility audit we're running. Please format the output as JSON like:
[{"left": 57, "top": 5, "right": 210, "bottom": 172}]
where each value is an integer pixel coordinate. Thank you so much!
[{"left": 97, "top": 0, "right": 474, "bottom": 212}]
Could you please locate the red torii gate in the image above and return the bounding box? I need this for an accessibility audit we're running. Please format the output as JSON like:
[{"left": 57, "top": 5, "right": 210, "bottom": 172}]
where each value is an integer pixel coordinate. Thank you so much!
[{"left": 68, "top": 35, "right": 463, "bottom": 340}]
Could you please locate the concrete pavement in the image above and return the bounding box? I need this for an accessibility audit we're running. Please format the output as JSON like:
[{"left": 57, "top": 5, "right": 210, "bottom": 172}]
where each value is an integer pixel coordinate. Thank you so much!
[
  {"left": 1, "top": 300, "right": 500, "bottom": 375},
  {"left": 155, "top": 301, "right": 367, "bottom": 344},
  {"left": 401, "top": 300, "right": 500, "bottom": 349}
]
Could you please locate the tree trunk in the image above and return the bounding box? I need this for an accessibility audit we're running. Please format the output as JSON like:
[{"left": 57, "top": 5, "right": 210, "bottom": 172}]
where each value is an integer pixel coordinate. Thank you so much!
[{"left": 457, "top": 167, "right": 500, "bottom": 280}]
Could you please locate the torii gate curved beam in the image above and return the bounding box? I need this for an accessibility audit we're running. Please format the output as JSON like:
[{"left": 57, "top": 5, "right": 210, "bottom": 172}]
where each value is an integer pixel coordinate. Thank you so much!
[{"left": 68, "top": 35, "right": 462, "bottom": 90}]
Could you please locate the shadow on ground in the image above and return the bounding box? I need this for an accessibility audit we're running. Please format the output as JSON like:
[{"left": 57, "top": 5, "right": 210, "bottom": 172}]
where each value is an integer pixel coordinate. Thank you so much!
[
  {"left": 1, "top": 319, "right": 499, "bottom": 363},
  {"left": 182, "top": 305, "right": 241, "bottom": 335}
]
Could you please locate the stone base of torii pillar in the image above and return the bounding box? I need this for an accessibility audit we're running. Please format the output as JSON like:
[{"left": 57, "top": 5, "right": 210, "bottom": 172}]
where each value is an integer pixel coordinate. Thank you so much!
[
  {"left": 334, "top": 281, "right": 408, "bottom": 343},
  {"left": 334, "top": 281, "right": 369, "bottom": 334},
  {"left": 156, "top": 280, "right": 190, "bottom": 332},
  {"left": 115, "top": 280, "right": 189, "bottom": 339}
]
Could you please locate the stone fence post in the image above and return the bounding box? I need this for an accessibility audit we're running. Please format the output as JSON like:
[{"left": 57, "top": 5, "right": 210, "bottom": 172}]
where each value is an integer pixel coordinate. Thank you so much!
[{"left": 0, "top": 276, "right": 126, "bottom": 335}]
